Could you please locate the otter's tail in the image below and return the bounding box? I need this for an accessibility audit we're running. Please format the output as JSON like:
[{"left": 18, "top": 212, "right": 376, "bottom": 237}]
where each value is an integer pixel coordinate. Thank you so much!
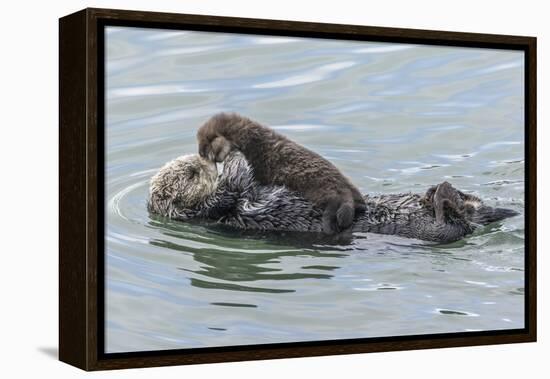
[{"left": 470, "top": 205, "right": 519, "bottom": 225}]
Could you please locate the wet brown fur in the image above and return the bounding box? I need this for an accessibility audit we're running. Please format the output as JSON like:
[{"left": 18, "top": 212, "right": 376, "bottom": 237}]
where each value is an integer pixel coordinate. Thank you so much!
[{"left": 197, "top": 113, "right": 366, "bottom": 234}]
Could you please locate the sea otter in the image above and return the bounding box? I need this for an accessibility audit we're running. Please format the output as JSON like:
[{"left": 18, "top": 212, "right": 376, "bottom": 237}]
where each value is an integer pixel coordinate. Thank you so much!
[
  {"left": 196, "top": 113, "right": 366, "bottom": 234},
  {"left": 148, "top": 152, "right": 518, "bottom": 243}
]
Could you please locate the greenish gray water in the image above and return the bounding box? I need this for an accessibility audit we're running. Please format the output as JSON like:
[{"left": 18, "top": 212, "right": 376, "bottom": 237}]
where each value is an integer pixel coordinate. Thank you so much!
[{"left": 105, "top": 27, "right": 525, "bottom": 353}]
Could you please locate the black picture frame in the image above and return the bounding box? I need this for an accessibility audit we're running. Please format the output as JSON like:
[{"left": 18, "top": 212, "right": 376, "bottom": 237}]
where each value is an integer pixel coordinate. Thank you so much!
[{"left": 59, "top": 7, "right": 537, "bottom": 371}]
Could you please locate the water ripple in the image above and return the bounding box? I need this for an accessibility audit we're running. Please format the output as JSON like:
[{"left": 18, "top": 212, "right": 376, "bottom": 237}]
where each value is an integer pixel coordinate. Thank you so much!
[
  {"left": 436, "top": 309, "right": 480, "bottom": 317},
  {"left": 253, "top": 61, "right": 356, "bottom": 88},
  {"left": 108, "top": 83, "right": 211, "bottom": 99},
  {"left": 477, "top": 60, "right": 523, "bottom": 74},
  {"left": 353, "top": 44, "right": 417, "bottom": 54},
  {"left": 108, "top": 180, "right": 148, "bottom": 222}
]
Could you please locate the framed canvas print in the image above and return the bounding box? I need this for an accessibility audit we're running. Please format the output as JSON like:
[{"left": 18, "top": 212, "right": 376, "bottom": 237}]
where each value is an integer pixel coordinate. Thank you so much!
[{"left": 59, "top": 8, "right": 536, "bottom": 371}]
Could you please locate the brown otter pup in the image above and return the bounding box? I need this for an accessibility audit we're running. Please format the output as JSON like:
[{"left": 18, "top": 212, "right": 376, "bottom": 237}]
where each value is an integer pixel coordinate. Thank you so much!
[{"left": 196, "top": 112, "right": 366, "bottom": 234}]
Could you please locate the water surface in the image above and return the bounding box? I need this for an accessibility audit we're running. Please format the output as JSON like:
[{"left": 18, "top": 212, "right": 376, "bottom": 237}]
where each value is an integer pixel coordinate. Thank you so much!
[{"left": 105, "top": 27, "right": 525, "bottom": 353}]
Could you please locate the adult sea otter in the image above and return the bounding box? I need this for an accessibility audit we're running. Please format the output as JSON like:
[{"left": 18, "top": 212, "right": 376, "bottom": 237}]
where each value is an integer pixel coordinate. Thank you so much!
[{"left": 148, "top": 152, "right": 517, "bottom": 243}]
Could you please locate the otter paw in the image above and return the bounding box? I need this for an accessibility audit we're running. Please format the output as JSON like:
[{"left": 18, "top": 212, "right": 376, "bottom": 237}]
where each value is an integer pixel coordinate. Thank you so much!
[
  {"left": 199, "top": 136, "right": 232, "bottom": 162},
  {"left": 321, "top": 199, "right": 354, "bottom": 234},
  {"left": 321, "top": 201, "right": 339, "bottom": 234},
  {"left": 322, "top": 212, "right": 337, "bottom": 235},
  {"left": 336, "top": 203, "right": 354, "bottom": 230}
]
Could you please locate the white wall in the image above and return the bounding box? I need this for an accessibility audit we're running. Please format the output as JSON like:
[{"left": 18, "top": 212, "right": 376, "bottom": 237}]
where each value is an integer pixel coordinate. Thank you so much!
[{"left": 0, "top": 0, "right": 546, "bottom": 377}]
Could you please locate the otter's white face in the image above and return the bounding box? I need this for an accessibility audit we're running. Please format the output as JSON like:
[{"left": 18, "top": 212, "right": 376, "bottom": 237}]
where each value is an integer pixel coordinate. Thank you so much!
[{"left": 148, "top": 154, "right": 218, "bottom": 217}]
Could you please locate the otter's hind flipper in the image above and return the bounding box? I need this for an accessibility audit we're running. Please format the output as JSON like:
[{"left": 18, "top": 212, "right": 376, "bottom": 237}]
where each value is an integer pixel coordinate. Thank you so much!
[
  {"left": 322, "top": 198, "right": 355, "bottom": 234},
  {"left": 429, "top": 182, "right": 519, "bottom": 226},
  {"left": 337, "top": 202, "right": 354, "bottom": 229},
  {"left": 456, "top": 190, "right": 519, "bottom": 225},
  {"left": 431, "top": 182, "right": 464, "bottom": 224},
  {"left": 322, "top": 200, "right": 339, "bottom": 234},
  {"left": 468, "top": 205, "right": 518, "bottom": 225}
]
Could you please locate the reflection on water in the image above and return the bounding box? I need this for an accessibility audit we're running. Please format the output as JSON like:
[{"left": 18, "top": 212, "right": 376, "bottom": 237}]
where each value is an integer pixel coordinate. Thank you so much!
[{"left": 105, "top": 27, "right": 525, "bottom": 353}]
